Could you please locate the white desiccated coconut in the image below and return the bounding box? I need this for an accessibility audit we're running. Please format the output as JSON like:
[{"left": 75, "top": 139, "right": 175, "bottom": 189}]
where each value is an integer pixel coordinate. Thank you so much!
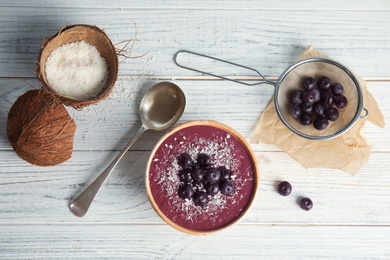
[{"left": 45, "top": 40, "right": 109, "bottom": 101}]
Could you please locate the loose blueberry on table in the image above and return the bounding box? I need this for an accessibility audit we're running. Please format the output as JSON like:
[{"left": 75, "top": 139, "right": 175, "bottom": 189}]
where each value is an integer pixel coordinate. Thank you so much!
[
  {"left": 176, "top": 152, "right": 236, "bottom": 207},
  {"left": 277, "top": 181, "right": 292, "bottom": 196},
  {"left": 288, "top": 76, "right": 348, "bottom": 130},
  {"left": 299, "top": 197, "right": 313, "bottom": 211}
]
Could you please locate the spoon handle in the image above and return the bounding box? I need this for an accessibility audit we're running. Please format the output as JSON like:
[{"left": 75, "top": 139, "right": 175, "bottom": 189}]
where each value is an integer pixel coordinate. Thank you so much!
[{"left": 69, "top": 125, "right": 147, "bottom": 217}]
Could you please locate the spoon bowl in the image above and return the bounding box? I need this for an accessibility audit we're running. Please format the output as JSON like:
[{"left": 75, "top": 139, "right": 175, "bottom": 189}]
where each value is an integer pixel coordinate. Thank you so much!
[
  {"left": 140, "top": 82, "right": 186, "bottom": 130},
  {"left": 69, "top": 81, "right": 186, "bottom": 217}
]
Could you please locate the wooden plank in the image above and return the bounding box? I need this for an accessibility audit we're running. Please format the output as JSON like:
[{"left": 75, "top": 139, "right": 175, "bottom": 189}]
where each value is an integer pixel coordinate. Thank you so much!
[
  {"left": 0, "top": 78, "right": 387, "bottom": 151},
  {"left": 1, "top": 0, "right": 390, "bottom": 10},
  {"left": 0, "top": 224, "right": 389, "bottom": 259},
  {"left": 0, "top": 8, "right": 389, "bottom": 77},
  {"left": 0, "top": 2, "right": 389, "bottom": 260},
  {"left": 1, "top": 150, "right": 390, "bottom": 225}
]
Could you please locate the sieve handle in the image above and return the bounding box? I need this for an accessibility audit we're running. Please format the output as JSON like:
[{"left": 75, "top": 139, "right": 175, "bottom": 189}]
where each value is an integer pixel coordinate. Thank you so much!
[{"left": 174, "top": 50, "right": 274, "bottom": 86}]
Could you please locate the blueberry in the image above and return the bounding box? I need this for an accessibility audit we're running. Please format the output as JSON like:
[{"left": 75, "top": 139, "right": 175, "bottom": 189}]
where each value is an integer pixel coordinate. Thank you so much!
[
  {"left": 220, "top": 181, "right": 235, "bottom": 196},
  {"left": 177, "top": 153, "right": 193, "bottom": 169},
  {"left": 288, "top": 75, "right": 345, "bottom": 132},
  {"left": 299, "top": 197, "right": 313, "bottom": 211},
  {"left": 325, "top": 107, "right": 339, "bottom": 121},
  {"left": 290, "top": 90, "right": 303, "bottom": 104},
  {"left": 178, "top": 184, "right": 194, "bottom": 200},
  {"left": 204, "top": 167, "right": 221, "bottom": 184},
  {"left": 332, "top": 83, "right": 344, "bottom": 95},
  {"left": 191, "top": 167, "right": 204, "bottom": 181},
  {"left": 219, "top": 166, "right": 232, "bottom": 182},
  {"left": 193, "top": 191, "right": 209, "bottom": 207},
  {"left": 317, "top": 76, "right": 332, "bottom": 90},
  {"left": 313, "top": 116, "right": 329, "bottom": 130},
  {"left": 289, "top": 104, "right": 302, "bottom": 119},
  {"left": 335, "top": 94, "right": 348, "bottom": 109},
  {"left": 197, "top": 153, "right": 211, "bottom": 167},
  {"left": 299, "top": 113, "right": 313, "bottom": 126},
  {"left": 311, "top": 88, "right": 321, "bottom": 102},
  {"left": 313, "top": 102, "right": 325, "bottom": 116},
  {"left": 302, "top": 90, "right": 316, "bottom": 105},
  {"left": 302, "top": 77, "right": 317, "bottom": 90},
  {"left": 205, "top": 183, "right": 220, "bottom": 196},
  {"left": 300, "top": 103, "right": 313, "bottom": 115},
  {"left": 178, "top": 169, "right": 192, "bottom": 183},
  {"left": 320, "top": 89, "right": 335, "bottom": 108},
  {"left": 277, "top": 181, "right": 292, "bottom": 196}
]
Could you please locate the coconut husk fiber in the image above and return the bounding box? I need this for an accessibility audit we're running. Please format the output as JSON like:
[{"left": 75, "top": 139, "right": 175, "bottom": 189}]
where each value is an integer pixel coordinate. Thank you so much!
[
  {"left": 37, "top": 24, "right": 118, "bottom": 108},
  {"left": 251, "top": 46, "right": 385, "bottom": 175},
  {"left": 7, "top": 90, "right": 77, "bottom": 166}
]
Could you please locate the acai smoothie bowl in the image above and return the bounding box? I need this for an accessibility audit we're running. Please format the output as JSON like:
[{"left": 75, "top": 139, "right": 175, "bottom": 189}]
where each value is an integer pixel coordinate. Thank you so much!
[{"left": 146, "top": 120, "right": 259, "bottom": 235}]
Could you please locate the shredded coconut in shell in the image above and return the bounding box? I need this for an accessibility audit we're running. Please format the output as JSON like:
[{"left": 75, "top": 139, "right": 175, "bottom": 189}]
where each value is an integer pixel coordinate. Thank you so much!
[{"left": 45, "top": 40, "right": 109, "bottom": 100}]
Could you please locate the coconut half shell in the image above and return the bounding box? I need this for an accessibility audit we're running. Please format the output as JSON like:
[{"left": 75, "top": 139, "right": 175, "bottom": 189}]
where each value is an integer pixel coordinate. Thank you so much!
[
  {"left": 7, "top": 90, "right": 77, "bottom": 166},
  {"left": 37, "top": 24, "right": 118, "bottom": 108}
]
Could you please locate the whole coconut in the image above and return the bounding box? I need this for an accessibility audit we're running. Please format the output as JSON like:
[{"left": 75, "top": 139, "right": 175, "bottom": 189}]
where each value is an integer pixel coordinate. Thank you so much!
[{"left": 7, "top": 89, "right": 77, "bottom": 166}]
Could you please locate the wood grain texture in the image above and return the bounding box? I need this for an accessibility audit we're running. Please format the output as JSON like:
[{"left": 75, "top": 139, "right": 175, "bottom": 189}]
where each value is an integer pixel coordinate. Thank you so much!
[
  {"left": 1, "top": 0, "right": 390, "bottom": 10},
  {"left": 1, "top": 225, "right": 390, "bottom": 259},
  {"left": 0, "top": 1, "right": 389, "bottom": 259},
  {"left": 0, "top": 7, "right": 389, "bottom": 78},
  {"left": 0, "top": 79, "right": 387, "bottom": 151},
  {"left": 1, "top": 150, "right": 390, "bottom": 225}
]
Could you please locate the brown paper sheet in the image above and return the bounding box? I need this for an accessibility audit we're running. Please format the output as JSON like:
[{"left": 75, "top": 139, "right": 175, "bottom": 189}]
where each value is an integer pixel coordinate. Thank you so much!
[{"left": 251, "top": 46, "right": 385, "bottom": 175}]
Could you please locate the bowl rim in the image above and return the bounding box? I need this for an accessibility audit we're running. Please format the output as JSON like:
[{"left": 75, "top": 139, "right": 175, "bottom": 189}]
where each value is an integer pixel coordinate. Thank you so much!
[{"left": 145, "top": 120, "right": 260, "bottom": 235}]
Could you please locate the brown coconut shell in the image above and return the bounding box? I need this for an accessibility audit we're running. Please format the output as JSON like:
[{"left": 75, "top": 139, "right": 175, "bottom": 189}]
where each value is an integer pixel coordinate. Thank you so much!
[
  {"left": 7, "top": 90, "right": 77, "bottom": 166},
  {"left": 37, "top": 24, "right": 118, "bottom": 108}
]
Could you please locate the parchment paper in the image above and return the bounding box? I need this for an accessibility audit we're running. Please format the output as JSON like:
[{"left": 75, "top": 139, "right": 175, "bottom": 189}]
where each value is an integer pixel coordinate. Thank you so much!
[{"left": 251, "top": 46, "right": 385, "bottom": 174}]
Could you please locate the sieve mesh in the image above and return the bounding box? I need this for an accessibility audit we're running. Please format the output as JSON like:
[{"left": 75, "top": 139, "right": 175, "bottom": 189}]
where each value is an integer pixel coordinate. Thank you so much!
[{"left": 275, "top": 58, "right": 363, "bottom": 140}]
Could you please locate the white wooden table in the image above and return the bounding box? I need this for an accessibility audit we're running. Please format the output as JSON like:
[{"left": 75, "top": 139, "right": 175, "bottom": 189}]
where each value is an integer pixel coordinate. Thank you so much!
[{"left": 1, "top": 1, "right": 389, "bottom": 259}]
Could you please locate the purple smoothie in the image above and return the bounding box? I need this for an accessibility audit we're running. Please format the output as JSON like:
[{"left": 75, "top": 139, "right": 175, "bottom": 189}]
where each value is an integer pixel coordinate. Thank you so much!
[{"left": 148, "top": 124, "right": 256, "bottom": 232}]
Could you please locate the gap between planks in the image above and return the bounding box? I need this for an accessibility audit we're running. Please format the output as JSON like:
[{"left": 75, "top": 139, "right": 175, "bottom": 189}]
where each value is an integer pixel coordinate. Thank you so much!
[
  {"left": 1, "top": 76, "right": 390, "bottom": 82},
  {"left": 0, "top": 222, "right": 389, "bottom": 227}
]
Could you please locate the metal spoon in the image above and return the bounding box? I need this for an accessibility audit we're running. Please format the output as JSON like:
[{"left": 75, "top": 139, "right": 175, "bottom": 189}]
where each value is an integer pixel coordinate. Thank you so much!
[{"left": 69, "top": 82, "right": 186, "bottom": 217}]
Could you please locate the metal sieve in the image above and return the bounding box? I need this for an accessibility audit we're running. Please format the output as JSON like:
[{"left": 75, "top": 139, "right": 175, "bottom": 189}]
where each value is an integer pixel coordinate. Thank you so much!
[{"left": 174, "top": 50, "right": 368, "bottom": 140}]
